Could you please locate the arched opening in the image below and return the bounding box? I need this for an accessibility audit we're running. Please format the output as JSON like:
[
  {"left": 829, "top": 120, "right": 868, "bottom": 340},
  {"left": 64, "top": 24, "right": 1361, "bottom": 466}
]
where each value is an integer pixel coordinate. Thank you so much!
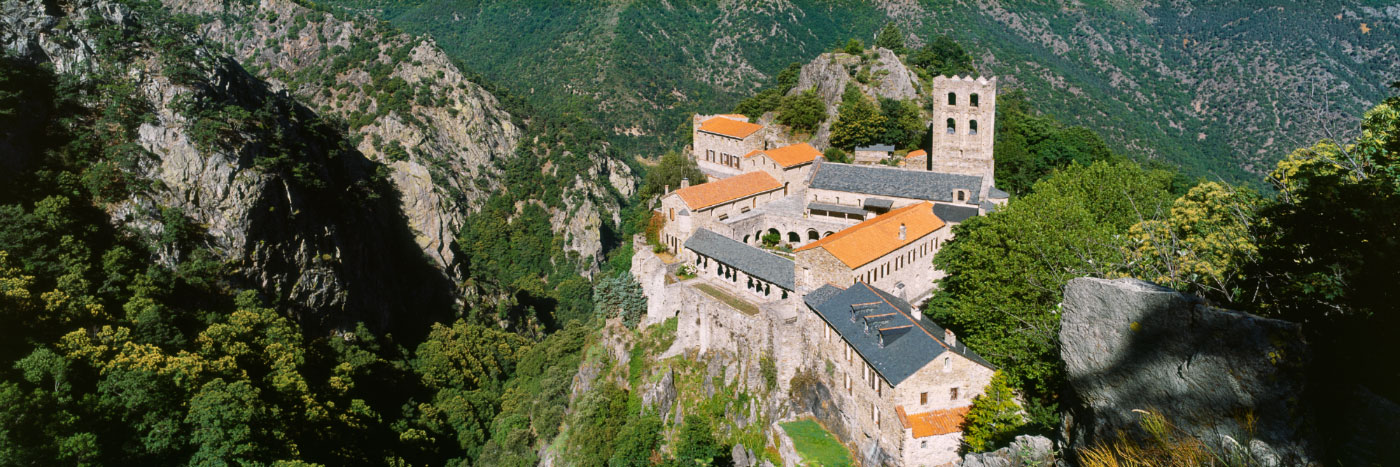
[
  {"left": 946, "top": 118, "right": 956, "bottom": 135},
  {"left": 970, "top": 93, "right": 979, "bottom": 107},
  {"left": 807, "top": 230, "right": 820, "bottom": 241},
  {"left": 788, "top": 232, "right": 800, "bottom": 243},
  {"left": 823, "top": 231, "right": 835, "bottom": 238},
  {"left": 969, "top": 119, "right": 978, "bottom": 135},
  {"left": 743, "top": 235, "right": 750, "bottom": 244},
  {"left": 767, "top": 228, "right": 780, "bottom": 236},
  {"left": 957, "top": 190, "right": 966, "bottom": 202},
  {"left": 947, "top": 92, "right": 957, "bottom": 106}
]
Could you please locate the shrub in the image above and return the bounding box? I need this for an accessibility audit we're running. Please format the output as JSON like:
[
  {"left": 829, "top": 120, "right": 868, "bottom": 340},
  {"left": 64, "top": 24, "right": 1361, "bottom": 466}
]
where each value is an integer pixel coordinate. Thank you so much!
[
  {"left": 776, "top": 90, "right": 826, "bottom": 134},
  {"left": 961, "top": 371, "right": 1025, "bottom": 453}
]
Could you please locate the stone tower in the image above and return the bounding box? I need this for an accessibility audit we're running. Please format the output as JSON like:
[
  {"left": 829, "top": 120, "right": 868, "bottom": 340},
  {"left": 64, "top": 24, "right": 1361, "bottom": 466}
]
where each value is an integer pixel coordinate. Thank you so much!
[{"left": 928, "top": 76, "right": 997, "bottom": 197}]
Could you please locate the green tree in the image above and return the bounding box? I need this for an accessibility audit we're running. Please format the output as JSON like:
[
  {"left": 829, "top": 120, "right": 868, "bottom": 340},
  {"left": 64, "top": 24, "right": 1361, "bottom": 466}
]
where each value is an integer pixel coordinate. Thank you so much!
[
  {"left": 843, "top": 38, "right": 863, "bottom": 55},
  {"left": 185, "top": 378, "right": 274, "bottom": 465},
  {"left": 609, "top": 412, "right": 663, "bottom": 467},
  {"left": 910, "top": 36, "right": 975, "bottom": 77},
  {"left": 823, "top": 147, "right": 850, "bottom": 163},
  {"left": 640, "top": 152, "right": 707, "bottom": 201},
  {"left": 673, "top": 414, "right": 726, "bottom": 466},
  {"left": 878, "top": 97, "right": 923, "bottom": 149},
  {"left": 961, "top": 371, "right": 1025, "bottom": 453},
  {"left": 830, "top": 86, "right": 886, "bottom": 150},
  {"left": 593, "top": 272, "right": 647, "bottom": 328},
  {"left": 733, "top": 88, "right": 783, "bottom": 121},
  {"left": 927, "top": 162, "right": 1174, "bottom": 426},
  {"left": 875, "top": 23, "right": 905, "bottom": 53},
  {"left": 1125, "top": 181, "right": 1261, "bottom": 304},
  {"left": 777, "top": 90, "right": 826, "bottom": 134}
]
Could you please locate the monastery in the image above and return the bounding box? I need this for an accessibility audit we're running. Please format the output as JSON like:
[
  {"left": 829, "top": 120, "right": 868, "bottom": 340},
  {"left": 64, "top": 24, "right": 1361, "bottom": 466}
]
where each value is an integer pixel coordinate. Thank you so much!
[{"left": 642, "top": 76, "right": 1005, "bottom": 466}]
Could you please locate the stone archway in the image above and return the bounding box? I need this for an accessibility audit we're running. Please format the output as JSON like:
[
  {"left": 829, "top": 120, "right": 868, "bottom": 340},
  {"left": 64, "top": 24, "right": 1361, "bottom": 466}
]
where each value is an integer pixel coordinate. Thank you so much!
[
  {"left": 787, "top": 232, "right": 800, "bottom": 243},
  {"left": 807, "top": 230, "right": 819, "bottom": 241},
  {"left": 823, "top": 231, "right": 835, "bottom": 237}
]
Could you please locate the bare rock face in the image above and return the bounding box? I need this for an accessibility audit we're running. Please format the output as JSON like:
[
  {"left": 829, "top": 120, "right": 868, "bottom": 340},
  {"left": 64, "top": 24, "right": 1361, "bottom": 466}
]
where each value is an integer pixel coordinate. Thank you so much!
[
  {"left": 1059, "top": 277, "right": 1317, "bottom": 464},
  {"left": 866, "top": 47, "right": 920, "bottom": 100},
  {"left": 789, "top": 52, "right": 857, "bottom": 149},
  {"left": 960, "top": 435, "right": 1055, "bottom": 467},
  {"left": 5, "top": 0, "right": 455, "bottom": 333}
]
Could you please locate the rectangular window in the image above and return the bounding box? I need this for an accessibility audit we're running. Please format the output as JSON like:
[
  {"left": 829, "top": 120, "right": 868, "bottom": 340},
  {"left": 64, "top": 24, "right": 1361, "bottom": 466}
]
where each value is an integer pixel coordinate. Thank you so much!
[
  {"left": 951, "top": 387, "right": 959, "bottom": 400},
  {"left": 921, "top": 392, "right": 928, "bottom": 405},
  {"left": 707, "top": 149, "right": 715, "bottom": 161}
]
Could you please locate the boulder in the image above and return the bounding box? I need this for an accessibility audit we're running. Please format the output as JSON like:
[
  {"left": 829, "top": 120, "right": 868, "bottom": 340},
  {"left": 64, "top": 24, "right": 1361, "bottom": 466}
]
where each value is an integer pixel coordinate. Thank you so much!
[
  {"left": 1059, "top": 277, "right": 1316, "bottom": 464},
  {"left": 960, "top": 435, "right": 1055, "bottom": 467}
]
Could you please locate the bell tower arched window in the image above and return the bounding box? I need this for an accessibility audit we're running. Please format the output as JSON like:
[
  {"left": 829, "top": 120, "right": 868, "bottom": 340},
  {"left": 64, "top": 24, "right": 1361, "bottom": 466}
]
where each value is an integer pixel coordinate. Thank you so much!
[
  {"left": 947, "top": 92, "right": 957, "bottom": 106},
  {"left": 946, "top": 118, "right": 956, "bottom": 135},
  {"left": 969, "top": 120, "right": 978, "bottom": 135},
  {"left": 970, "top": 93, "right": 980, "bottom": 107}
]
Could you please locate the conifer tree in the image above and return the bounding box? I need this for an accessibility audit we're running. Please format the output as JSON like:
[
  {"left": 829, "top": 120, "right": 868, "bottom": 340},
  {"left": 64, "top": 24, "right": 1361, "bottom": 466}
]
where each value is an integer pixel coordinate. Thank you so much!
[{"left": 961, "top": 371, "right": 1025, "bottom": 453}]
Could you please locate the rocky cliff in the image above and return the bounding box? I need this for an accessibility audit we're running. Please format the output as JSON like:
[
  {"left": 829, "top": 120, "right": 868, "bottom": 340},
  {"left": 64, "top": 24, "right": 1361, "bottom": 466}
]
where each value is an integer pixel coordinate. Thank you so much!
[
  {"left": 158, "top": 0, "right": 633, "bottom": 277},
  {"left": 3, "top": 0, "right": 457, "bottom": 333}
]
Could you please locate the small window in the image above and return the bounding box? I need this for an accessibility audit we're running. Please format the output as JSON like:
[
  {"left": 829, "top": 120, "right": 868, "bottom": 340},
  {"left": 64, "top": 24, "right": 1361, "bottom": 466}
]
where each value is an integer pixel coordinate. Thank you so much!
[
  {"left": 946, "top": 118, "right": 956, "bottom": 135},
  {"left": 970, "top": 119, "right": 978, "bottom": 135},
  {"left": 947, "top": 92, "right": 957, "bottom": 106},
  {"left": 943, "top": 356, "right": 951, "bottom": 372},
  {"left": 950, "top": 387, "right": 959, "bottom": 400},
  {"left": 921, "top": 440, "right": 928, "bottom": 449},
  {"left": 740, "top": 207, "right": 750, "bottom": 213},
  {"left": 718, "top": 214, "right": 729, "bottom": 221},
  {"left": 957, "top": 190, "right": 966, "bottom": 202},
  {"left": 669, "top": 208, "right": 675, "bottom": 221},
  {"left": 920, "top": 392, "right": 928, "bottom": 405},
  {"left": 971, "top": 93, "right": 980, "bottom": 107}
]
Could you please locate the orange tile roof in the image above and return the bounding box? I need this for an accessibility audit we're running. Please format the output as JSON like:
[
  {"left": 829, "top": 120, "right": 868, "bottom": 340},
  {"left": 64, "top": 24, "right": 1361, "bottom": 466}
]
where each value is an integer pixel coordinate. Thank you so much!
[
  {"left": 905, "top": 149, "right": 927, "bottom": 159},
  {"left": 697, "top": 117, "right": 763, "bottom": 139},
  {"left": 897, "top": 405, "right": 971, "bottom": 438},
  {"left": 745, "top": 143, "right": 821, "bottom": 168},
  {"left": 672, "top": 171, "right": 783, "bottom": 210},
  {"left": 717, "top": 114, "right": 750, "bottom": 121},
  {"left": 795, "top": 202, "right": 946, "bottom": 269}
]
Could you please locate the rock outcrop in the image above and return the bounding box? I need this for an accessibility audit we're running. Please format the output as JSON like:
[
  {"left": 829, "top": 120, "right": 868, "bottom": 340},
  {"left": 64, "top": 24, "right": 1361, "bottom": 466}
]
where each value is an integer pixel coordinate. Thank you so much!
[
  {"left": 1059, "top": 277, "right": 1317, "bottom": 464},
  {"left": 959, "top": 435, "right": 1055, "bottom": 467},
  {"left": 4, "top": 0, "right": 454, "bottom": 333},
  {"left": 786, "top": 47, "right": 923, "bottom": 150}
]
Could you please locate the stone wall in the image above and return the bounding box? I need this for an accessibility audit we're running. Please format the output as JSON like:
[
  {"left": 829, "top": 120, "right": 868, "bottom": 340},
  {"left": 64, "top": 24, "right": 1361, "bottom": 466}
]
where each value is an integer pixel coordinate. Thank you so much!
[{"left": 930, "top": 76, "right": 996, "bottom": 196}]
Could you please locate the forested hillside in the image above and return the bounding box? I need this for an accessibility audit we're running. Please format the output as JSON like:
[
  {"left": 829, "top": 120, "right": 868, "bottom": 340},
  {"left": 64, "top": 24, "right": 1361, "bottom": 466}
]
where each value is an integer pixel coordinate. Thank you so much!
[{"left": 322, "top": 0, "right": 1400, "bottom": 184}]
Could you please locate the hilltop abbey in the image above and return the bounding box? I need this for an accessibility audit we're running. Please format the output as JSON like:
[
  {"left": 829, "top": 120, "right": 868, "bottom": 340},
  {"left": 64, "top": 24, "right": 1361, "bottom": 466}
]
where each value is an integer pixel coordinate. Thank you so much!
[{"left": 635, "top": 75, "right": 1007, "bottom": 466}]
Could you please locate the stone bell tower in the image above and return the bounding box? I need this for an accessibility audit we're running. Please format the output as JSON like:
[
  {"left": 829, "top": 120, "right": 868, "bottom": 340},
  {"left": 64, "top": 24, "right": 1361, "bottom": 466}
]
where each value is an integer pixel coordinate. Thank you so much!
[{"left": 928, "top": 75, "right": 997, "bottom": 196}]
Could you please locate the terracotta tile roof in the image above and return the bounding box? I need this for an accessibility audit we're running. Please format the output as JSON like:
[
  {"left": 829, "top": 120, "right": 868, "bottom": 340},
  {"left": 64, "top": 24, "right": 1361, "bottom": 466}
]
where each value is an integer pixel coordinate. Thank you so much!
[
  {"left": 697, "top": 117, "right": 763, "bottom": 139},
  {"left": 905, "top": 149, "right": 927, "bottom": 159},
  {"left": 717, "top": 114, "right": 750, "bottom": 121},
  {"left": 745, "top": 143, "right": 820, "bottom": 168},
  {"left": 795, "top": 202, "right": 946, "bottom": 269},
  {"left": 673, "top": 171, "right": 783, "bottom": 210},
  {"left": 897, "top": 405, "right": 971, "bottom": 438}
]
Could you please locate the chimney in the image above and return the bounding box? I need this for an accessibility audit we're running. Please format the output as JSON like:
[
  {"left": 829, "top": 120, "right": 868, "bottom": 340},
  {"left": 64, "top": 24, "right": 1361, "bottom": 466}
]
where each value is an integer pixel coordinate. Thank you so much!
[
  {"left": 899, "top": 223, "right": 906, "bottom": 240},
  {"left": 945, "top": 329, "right": 957, "bottom": 347},
  {"left": 664, "top": 184, "right": 670, "bottom": 194},
  {"left": 681, "top": 177, "right": 690, "bottom": 189}
]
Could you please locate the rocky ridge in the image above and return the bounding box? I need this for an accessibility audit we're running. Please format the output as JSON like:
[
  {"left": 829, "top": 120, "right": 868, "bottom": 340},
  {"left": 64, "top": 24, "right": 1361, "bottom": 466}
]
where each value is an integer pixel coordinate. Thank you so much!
[
  {"left": 160, "top": 0, "right": 634, "bottom": 276},
  {"left": 784, "top": 46, "right": 925, "bottom": 149},
  {"left": 3, "top": 0, "right": 455, "bottom": 332}
]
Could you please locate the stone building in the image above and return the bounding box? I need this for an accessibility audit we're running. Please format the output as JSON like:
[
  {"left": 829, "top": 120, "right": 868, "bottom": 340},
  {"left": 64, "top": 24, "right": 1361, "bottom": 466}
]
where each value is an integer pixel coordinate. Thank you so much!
[
  {"left": 741, "top": 142, "right": 821, "bottom": 188},
  {"left": 854, "top": 144, "right": 896, "bottom": 164},
  {"left": 659, "top": 171, "right": 787, "bottom": 254},
  {"left": 806, "top": 160, "right": 1002, "bottom": 222},
  {"left": 682, "top": 228, "right": 795, "bottom": 303},
  {"left": 803, "top": 282, "right": 995, "bottom": 466},
  {"left": 795, "top": 202, "right": 950, "bottom": 304},
  {"left": 928, "top": 76, "right": 997, "bottom": 198},
  {"left": 693, "top": 115, "right": 766, "bottom": 179}
]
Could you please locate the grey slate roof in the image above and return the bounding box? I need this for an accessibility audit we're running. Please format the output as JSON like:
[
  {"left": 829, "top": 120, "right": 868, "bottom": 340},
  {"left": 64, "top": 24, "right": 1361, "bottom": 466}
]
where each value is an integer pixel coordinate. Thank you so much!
[
  {"left": 685, "top": 229, "right": 794, "bottom": 290},
  {"left": 808, "top": 202, "right": 866, "bottom": 216},
  {"left": 863, "top": 198, "right": 894, "bottom": 209},
  {"left": 933, "top": 203, "right": 980, "bottom": 223},
  {"left": 987, "top": 186, "right": 1010, "bottom": 199},
  {"left": 856, "top": 144, "right": 896, "bottom": 152},
  {"left": 804, "top": 282, "right": 993, "bottom": 385},
  {"left": 809, "top": 161, "right": 983, "bottom": 204}
]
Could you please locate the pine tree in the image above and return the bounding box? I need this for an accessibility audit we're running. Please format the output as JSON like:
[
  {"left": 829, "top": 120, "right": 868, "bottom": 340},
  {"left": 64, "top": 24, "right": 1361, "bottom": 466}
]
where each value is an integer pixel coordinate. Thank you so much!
[
  {"left": 875, "top": 23, "right": 905, "bottom": 54},
  {"left": 961, "top": 371, "right": 1026, "bottom": 453}
]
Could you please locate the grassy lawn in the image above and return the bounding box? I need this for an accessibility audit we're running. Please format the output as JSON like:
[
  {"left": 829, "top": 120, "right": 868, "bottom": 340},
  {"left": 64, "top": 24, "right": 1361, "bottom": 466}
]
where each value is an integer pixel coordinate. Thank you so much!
[
  {"left": 694, "top": 283, "right": 760, "bottom": 316},
  {"left": 781, "top": 420, "right": 854, "bottom": 467}
]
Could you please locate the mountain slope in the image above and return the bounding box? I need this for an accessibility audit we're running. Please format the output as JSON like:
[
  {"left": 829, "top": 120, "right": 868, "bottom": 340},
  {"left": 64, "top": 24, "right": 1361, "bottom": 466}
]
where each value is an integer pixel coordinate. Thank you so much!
[{"left": 325, "top": 0, "right": 1400, "bottom": 184}]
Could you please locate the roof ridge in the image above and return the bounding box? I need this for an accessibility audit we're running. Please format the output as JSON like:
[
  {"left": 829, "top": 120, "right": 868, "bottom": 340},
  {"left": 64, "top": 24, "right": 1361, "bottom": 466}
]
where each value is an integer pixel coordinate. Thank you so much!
[
  {"left": 794, "top": 202, "right": 929, "bottom": 253},
  {"left": 858, "top": 282, "right": 950, "bottom": 351}
]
